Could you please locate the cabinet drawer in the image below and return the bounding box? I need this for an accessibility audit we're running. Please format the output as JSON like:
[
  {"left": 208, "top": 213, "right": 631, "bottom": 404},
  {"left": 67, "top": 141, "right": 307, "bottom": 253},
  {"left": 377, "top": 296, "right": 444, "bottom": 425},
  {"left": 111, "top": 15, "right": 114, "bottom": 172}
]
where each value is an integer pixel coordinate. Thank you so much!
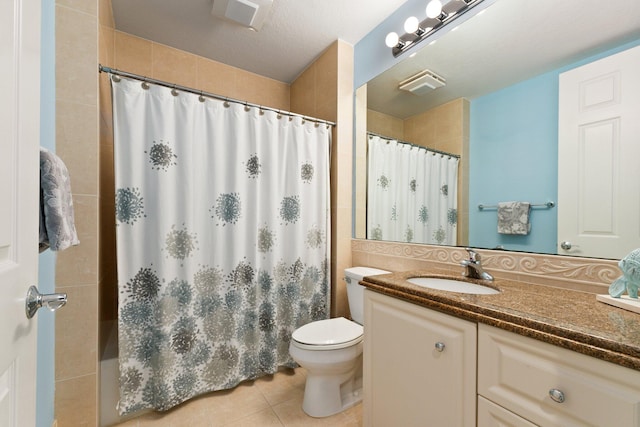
[
  {"left": 478, "top": 396, "right": 536, "bottom": 427},
  {"left": 478, "top": 324, "right": 640, "bottom": 427}
]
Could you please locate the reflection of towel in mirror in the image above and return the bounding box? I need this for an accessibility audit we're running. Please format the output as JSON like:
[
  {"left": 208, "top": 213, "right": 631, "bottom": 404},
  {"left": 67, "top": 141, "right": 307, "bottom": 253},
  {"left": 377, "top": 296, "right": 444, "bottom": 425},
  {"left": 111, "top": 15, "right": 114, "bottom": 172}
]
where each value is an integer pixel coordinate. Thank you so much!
[
  {"left": 497, "top": 201, "right": 531, "bottom": 235},
  {"left": 39, "top": 148, "right": 80, "bottom": 252}
]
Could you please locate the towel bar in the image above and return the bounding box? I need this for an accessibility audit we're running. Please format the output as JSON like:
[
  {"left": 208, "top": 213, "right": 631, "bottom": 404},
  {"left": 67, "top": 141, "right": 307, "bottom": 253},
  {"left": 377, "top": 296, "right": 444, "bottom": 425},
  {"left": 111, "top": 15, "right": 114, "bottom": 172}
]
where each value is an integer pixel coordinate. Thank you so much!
[{"left": 478, "top": 201, "right": 555, "bottom": 210}]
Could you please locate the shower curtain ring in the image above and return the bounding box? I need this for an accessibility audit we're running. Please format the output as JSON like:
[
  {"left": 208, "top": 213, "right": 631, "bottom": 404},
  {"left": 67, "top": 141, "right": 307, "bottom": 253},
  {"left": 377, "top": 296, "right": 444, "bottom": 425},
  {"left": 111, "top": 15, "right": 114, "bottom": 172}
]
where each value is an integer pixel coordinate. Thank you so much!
[
  {"left": 141, "top": 79, "right": 150, "bottom": 90},
  {"left": 277, "top": 110, "right": 282, "bottom": 119},
  {"left": 259, "top": 106, "right": 265, "bottom": 115},
  {"left": 171, "top": 85, "right": 179, "bottom": 96},
  {"left": 198, "top": 91, "right": 206, "bottom": 102},
  {"left": 111, "top": 74, "right": 121, "bottom": 83},
  {"left": 223, "top": 98, "right": 230, "bottom": 108},
  {"left": 244, "top": 102, "right": 251, "bottom": 112}
]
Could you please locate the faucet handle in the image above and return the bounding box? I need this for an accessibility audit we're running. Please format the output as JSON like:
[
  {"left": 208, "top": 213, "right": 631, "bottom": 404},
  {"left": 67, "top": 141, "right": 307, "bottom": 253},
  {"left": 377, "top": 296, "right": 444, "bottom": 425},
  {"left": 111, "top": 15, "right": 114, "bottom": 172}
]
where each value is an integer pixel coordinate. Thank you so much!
[{"left": 465, "top": 247, "right": 480, "bottom": 262}]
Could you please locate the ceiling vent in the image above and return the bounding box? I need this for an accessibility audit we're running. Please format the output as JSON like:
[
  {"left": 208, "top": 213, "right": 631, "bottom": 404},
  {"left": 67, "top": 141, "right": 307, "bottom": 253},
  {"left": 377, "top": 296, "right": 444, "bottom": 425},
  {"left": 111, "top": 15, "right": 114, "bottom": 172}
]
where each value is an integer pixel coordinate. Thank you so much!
[
  {"left": 398, "top": 69, "right": 446, "bottom": 95},
  {"left": 211, "top": 0, "right": 273, "bottom": 31}
]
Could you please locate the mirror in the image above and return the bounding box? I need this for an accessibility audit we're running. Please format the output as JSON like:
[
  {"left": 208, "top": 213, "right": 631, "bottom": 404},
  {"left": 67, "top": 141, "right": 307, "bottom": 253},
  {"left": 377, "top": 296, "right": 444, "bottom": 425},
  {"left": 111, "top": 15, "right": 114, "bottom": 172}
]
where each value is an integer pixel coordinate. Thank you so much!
[{"left": 355, "top": 0, "right": 640, "bottom": 259}]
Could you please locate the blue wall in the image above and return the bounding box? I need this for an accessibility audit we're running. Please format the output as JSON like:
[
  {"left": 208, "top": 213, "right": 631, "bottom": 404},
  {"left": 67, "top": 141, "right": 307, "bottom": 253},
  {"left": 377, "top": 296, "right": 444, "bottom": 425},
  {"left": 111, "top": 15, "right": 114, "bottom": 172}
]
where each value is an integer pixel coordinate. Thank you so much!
[
  {"left": 468, "top": 71, "right": 558, "bottom": 253},
  {"left": 468, "top": 38, "right": 640, "bottom": 253},
  {"left": 36, "top": 1, "right": 56, "bottom": 426}
]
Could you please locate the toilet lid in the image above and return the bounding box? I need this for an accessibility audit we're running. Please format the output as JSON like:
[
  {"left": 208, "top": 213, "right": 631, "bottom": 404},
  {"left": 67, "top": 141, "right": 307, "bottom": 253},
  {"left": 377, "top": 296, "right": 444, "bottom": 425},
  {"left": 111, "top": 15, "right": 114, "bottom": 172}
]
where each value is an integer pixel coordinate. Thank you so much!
[{"left": 292, "top": 317, "right": 363, "bottom": 346}]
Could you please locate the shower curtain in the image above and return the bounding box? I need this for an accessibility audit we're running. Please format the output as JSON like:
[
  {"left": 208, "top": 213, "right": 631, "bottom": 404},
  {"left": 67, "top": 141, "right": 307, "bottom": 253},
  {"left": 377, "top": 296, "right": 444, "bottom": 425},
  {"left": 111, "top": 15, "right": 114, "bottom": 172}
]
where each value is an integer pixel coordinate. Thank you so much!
[
  {"left": 367, "top": 135, "right": 458, "bottom": 245},
  {"left": 111, "top": 76, "right": 331, "bottom": 415}
]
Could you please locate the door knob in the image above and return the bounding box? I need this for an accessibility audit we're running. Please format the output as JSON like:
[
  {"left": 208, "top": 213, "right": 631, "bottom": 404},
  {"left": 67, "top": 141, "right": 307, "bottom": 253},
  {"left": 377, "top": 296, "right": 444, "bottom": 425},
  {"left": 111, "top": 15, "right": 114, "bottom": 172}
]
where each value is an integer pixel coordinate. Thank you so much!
[
  {"left": 25, "top": 285, "right": 67, "bottom": 319},
  {"left": 560, "top": 241, "right": 572, "bottom": 250}
]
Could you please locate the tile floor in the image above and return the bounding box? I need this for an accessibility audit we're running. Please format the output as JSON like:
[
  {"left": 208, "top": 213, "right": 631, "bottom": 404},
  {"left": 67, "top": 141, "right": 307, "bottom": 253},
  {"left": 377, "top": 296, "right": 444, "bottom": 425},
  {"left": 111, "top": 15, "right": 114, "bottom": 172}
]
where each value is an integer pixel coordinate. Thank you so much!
[{"left": 111, "top": 368, "right": 362, "bottom": 427}]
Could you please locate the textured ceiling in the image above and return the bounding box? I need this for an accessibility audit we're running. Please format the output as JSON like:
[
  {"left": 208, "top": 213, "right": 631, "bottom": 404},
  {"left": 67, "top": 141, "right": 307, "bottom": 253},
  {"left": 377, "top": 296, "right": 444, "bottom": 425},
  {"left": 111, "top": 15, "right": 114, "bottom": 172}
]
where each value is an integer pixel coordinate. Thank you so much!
[{"left": 112, "top": 0, "right": 408, "bottom": 83}]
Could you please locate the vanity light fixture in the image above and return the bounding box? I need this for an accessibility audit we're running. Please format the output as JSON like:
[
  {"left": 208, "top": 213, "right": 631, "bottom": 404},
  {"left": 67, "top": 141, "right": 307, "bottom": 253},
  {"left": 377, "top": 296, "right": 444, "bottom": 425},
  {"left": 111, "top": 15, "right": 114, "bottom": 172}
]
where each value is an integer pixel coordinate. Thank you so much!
[{"left": 386, "top": 0, "right": 485, "bottom": 57}]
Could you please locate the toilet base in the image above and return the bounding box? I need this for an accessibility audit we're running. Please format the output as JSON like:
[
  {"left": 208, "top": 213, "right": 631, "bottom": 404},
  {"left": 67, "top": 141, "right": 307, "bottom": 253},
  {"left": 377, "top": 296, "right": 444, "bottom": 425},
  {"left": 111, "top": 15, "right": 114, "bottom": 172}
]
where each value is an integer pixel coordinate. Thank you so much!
[{"left": 301, "top": 358, "right": 363, "bottom": 418}]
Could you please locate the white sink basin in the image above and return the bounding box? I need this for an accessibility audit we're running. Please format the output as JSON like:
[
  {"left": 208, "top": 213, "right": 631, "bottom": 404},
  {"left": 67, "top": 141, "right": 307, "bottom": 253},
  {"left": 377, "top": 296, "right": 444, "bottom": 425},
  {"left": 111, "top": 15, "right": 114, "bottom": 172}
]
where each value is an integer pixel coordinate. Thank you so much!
[{"left": 407, "top": 277, "right": 500, "bottom": 295}]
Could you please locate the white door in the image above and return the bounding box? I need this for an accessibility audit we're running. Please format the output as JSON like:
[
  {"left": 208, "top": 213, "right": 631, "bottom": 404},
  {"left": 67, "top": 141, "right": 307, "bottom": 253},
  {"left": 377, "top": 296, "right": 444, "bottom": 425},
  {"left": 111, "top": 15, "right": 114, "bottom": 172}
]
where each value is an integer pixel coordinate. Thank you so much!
[
  {"left": 0, "top": 0, "right": 41, "bottom": 425},
  {"left": 558, "top": 45, "right": 640, "bottom": 259}
]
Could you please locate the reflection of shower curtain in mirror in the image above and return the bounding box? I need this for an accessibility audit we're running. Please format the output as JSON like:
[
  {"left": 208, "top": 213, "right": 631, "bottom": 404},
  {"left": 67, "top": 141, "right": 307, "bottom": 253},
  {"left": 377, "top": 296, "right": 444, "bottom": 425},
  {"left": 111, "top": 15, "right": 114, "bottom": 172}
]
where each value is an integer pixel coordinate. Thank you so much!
[{"left": 367, "top": 135, "right": 458, "bottom": 245}]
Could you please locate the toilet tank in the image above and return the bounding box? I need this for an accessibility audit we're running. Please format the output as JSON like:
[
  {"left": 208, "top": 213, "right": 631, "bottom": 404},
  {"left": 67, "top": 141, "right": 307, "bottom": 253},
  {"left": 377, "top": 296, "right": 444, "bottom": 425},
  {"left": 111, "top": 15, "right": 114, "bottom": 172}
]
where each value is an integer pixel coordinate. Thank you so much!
[{"left": 344, "top": 267, "right": 390, "bottom": 324}]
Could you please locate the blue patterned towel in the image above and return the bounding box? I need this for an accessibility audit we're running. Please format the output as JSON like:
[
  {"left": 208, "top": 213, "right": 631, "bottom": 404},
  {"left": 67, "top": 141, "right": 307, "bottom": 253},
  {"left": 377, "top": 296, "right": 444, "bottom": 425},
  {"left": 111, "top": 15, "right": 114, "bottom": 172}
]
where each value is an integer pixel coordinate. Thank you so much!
[
  {"left": 39, "top": 148, "right": 80, "bottom": 252},
  {"left": 497, "top": 201, "right": 531, "bottom": 235}
]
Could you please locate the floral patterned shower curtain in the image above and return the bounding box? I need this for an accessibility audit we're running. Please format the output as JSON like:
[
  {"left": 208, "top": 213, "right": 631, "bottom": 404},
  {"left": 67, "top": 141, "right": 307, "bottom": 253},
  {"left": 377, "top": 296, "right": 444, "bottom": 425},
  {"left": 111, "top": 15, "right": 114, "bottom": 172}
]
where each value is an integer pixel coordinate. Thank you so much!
[
  {"left": 111, "top": 76, "right": 331, "bottom": 415},
  {"left": 367, "top": 134, "right": 458, "bottom": 245}
]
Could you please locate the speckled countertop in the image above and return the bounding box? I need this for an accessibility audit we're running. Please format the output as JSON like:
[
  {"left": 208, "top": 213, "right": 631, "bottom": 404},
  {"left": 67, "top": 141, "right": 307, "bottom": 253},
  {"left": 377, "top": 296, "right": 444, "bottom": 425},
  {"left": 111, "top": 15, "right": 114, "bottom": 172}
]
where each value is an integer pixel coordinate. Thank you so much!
[{"left": 361, "top": 271, "right": 640, "bottom": 371}]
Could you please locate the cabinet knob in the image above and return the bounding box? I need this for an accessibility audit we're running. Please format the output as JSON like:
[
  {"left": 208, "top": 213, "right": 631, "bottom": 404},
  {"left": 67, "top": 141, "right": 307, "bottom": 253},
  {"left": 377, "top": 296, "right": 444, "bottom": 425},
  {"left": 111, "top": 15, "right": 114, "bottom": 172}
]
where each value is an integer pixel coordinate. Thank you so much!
[
  {"left": 435, "top": 342, "right": 445, "bottom": 352},
  {"left": 549, "top": 388, "right": 565, "bottom": 403}
]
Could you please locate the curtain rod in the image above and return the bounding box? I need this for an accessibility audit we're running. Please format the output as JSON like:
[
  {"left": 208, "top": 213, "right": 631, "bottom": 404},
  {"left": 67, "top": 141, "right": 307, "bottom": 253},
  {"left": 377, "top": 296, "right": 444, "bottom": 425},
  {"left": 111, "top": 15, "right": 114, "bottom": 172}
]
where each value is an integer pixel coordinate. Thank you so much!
[
  {"left": 98, "top": 64, "right": 336, "bottom": 128},
  {"left": 367, "top": 131, "right": 460, "bottom": 159}
]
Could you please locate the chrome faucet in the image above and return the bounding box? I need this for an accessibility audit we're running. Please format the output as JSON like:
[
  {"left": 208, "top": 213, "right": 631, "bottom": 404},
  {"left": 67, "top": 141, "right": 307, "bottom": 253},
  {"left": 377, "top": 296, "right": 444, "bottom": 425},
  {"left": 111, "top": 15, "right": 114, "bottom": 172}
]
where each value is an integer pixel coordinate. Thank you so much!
[{"left": 461, "top": 248, "right": 493, "bottom": 281}]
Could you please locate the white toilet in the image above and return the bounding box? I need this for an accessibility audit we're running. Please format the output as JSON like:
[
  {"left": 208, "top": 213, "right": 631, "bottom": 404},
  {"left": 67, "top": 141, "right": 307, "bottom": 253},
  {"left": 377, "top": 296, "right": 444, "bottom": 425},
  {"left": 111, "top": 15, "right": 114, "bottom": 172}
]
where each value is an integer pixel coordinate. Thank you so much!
[{"left": 289, "top": 266, "right": 389, "bottom": 417}]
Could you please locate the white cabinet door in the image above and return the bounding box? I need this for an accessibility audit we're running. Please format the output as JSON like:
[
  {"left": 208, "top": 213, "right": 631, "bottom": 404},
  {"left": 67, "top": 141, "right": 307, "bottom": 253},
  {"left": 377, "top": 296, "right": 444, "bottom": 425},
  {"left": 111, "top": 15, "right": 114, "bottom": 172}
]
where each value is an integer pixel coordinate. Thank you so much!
[
  {"left": 558, "top": 45, "right": 640, "bottom": 258},
  {"left": 363, "top": 290, "right": 476, "bottom": 427},
  {"left": 0, "top": 0, "right": 41, "bottom": 425}
]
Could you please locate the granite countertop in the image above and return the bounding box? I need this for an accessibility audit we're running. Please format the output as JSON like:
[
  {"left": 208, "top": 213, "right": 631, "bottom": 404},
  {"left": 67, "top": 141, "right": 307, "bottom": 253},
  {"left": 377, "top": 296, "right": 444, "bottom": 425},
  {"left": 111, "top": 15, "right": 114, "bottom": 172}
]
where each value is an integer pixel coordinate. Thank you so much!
[{"left": 361, "top": 271, "right": 640, "bottom": 371}]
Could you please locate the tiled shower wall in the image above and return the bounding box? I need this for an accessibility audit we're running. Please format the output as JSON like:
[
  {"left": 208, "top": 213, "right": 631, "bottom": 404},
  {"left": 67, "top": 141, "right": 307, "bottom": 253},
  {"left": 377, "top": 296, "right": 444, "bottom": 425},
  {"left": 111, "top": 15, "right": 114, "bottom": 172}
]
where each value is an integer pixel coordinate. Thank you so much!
[{"left": 54, "top": 0, "right": 100, "bottom": 425}]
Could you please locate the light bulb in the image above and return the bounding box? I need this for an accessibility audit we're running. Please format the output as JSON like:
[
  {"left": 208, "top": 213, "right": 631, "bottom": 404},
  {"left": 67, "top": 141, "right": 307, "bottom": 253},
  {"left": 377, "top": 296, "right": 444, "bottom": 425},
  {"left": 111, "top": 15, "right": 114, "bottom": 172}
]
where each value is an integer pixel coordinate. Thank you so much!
[
  {"left": 426, "top": 0, "right": 443, "bottom": 19},
  {"left": 404, "top": 16, "right": 420, "bottom": 33},
  {"left": 385, "top": 32, "right": 399, "bottom": 48}
]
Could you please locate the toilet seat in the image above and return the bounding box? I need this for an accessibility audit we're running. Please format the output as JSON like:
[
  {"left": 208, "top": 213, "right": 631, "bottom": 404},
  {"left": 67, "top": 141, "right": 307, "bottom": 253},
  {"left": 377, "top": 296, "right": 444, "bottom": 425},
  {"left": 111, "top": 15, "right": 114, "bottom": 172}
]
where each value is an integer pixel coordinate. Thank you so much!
[{"left": 292, "top": 317, "right": 363, "bottom": 350}]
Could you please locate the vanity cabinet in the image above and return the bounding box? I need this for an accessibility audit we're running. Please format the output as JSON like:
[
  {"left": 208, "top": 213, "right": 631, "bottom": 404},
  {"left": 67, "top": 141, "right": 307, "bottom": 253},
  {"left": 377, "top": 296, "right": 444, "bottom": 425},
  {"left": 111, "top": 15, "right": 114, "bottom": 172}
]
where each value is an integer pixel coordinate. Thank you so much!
[
  {"left": 363, "top": 290, "right": 477, "bottom": 427},
  {"left": 478, "top": 324, "right": 640, "bottom": 427}
]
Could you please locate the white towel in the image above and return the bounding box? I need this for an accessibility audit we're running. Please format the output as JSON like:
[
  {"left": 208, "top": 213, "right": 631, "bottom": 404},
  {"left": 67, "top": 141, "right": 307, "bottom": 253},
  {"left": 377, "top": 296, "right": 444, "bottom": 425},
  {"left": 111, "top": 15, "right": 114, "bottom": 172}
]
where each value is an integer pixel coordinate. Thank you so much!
[
  {"left": 39, "top": 148, "right": 80, "bottom": 252},
  {"left": 497, "top": 201, "right": 531, "bottom": 235}
]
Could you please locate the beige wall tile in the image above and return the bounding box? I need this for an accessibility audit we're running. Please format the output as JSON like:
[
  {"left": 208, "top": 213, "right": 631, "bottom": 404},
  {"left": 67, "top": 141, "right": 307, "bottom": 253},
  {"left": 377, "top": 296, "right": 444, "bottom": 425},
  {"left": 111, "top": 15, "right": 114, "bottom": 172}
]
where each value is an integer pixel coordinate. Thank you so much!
[
  {"left": 56, "top": 100, "right": 99, "bottom": 195},
  {"left": 197, "top": 57, "right": 238, "bottom": 98},
  {"left": 56, "top": 0, "right": 99, "bottom": 424},
  {"left": 99, "top": 0, "right": 114, "bottom": 28},
  {"left": 331, "top": 41, "right": 354, "bottom": 318},
  {"left": 99, "top": 77, "right": 113, "bottom": 142},
  {"left": 56, "top": 0, "right": 97, "bottom": 16},
  {"left": 55, "top": 285, "right": 98, "bottom": 380},
  {"left": 114, "top": 32, "right": 153, "bottom": 76},
  {"left": 56, "top": 195, "right": 99, "bottom": 285},
  {"left": 55, "top": 374, "right": 97, "bottom": 427},
  {"left": 151, "top": 43, "right": 198, "bottom": 88},
  {"left": 236, "top": 70, "right": 290, "bottom": 111},
  {"left": 99, "top": 25, "right": 114, "bottom": 66},
  {"left": 56, "top": 5, "right": 98, "bottom": 106},
  {"left": 367, "top": 109, "right": 404, "bottom": 140},
  {"left": 315, "top": 43, "right": 338, "bottom": 122},
  {"left": 290, "top": 64, "right": 316, "bottom": 117}
]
